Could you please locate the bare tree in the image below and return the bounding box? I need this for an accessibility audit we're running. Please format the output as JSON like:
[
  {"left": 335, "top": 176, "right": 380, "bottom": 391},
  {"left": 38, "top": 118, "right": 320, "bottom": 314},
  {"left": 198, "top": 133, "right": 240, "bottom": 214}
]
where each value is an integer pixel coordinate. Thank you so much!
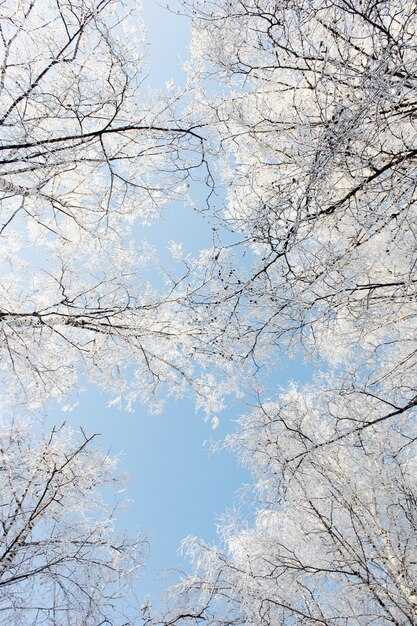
[
  {"left": 181, "top": 0, "right": 417, "bottom": 405},
  {"left": 146, "top": 1, "right": 417, "bottom": 623},
  {"left": 0, "top": 0, "right": 204, "bottom": 231},
  {"left": 2, "top": 0, "right": 417, "bottom": 621},
  {"left": 0, "top": 417, "right": 144, "bottom": 625},
  {"left": 158, "top": 400, "right": 417, "bottom": 625},
  {"left": 0, "top": 0, "right": 210, "bottom": 412}
]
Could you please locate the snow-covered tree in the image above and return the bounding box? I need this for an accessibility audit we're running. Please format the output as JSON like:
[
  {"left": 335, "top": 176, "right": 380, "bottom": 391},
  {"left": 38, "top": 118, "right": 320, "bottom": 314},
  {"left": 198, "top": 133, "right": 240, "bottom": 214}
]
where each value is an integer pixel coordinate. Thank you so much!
[
  {"left": 183, "top": 0, "right": 417, "bottom": 397},
  {"left": 0, "top": 417, "right": 144, "bottom": 625},
  {"left": 0, "top": 3, "right": 212, "bottom": 619},
  {"left": 2, "top": 0, "right": 417, "bottom": 621},
  {"left": 152, "top": 1, "right": 417, "bottom": 623},
  {"left": 0, "top": 0, "right": 209, "bottom": 412},
  {"left": 161, "top": 402, "right": 417, "bottom": 625}
]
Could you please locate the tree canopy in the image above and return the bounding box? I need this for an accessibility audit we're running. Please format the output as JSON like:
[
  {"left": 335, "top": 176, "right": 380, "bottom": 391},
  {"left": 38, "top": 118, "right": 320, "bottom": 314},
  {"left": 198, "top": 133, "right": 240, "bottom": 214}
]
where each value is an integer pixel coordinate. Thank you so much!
[
  {"left": 0, "top": 0, "right": 416, "bottom": 623},
  {"left": 0, "top": 0, "right": 208, "bottom": 413},
  {"left": 156, "top": 1, "right": 417, "bottom": 623}
]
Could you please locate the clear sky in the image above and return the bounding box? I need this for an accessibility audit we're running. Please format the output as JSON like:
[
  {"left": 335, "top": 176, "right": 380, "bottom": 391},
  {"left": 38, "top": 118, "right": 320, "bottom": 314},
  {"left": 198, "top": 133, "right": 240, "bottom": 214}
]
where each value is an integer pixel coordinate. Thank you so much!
[
  {"left": 142, "top": 0, "right": 191, "bottom": 90},
  {"left": 48, "top": 0, "right": 255, "bottom": 605},
  {"left": 46, "top": 0, "right": 311, "bottom": 608}
]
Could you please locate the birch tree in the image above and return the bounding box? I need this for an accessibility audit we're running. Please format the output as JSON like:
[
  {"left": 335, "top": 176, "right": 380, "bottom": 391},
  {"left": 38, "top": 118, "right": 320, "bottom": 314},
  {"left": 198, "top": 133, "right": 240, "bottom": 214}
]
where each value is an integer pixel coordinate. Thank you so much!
[
  {"left": 0, "top": 418, "right": 143, "bottom": 625},
  {"left": 151, "top": 1, "right": 417, "bottom": 622},
  {"left": 161, "top": 410, "right": 417, "bottom": 625},
  {"left": 0, "top": 0, "right": 209, "bottom": 412},
  {"left": 158, "top": 376, "right": 417, "bottom": 625},
  {"left": 183, "top": 0, "right": 417, "bottom": 413}
]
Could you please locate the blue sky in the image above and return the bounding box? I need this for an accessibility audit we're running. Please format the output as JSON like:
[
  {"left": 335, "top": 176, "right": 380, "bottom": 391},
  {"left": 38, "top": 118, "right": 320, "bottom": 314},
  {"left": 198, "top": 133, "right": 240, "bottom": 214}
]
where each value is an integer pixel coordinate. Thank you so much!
[
  {"left": 48, "top": 0, "right": 254, "bottom": 604},
  {"left": 142, "top": 0, "right": 190, "bottom": 89},
  {"left": 47, "top": 0, "right": 310, "bottom": 607}
]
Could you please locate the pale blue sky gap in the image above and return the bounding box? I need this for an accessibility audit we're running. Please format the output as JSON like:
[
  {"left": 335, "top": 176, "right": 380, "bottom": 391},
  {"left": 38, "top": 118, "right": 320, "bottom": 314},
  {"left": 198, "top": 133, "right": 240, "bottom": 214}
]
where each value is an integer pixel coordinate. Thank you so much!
[{"left": 47, "top": 0, "right": 311, "bottom": 607}]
